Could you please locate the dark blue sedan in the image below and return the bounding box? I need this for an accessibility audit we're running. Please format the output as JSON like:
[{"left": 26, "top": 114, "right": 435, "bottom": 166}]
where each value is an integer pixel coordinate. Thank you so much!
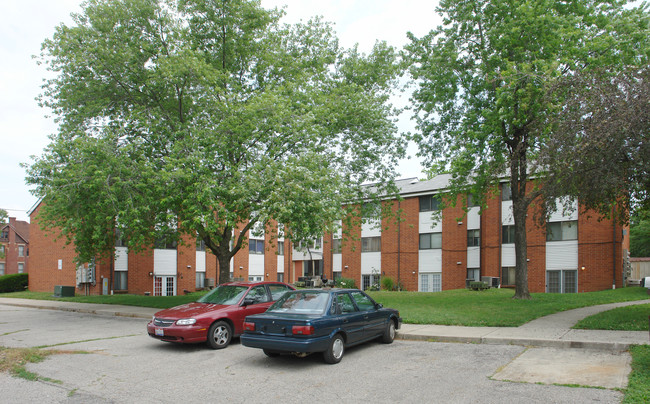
[{"left": 240, "top": 288, "right": 402, "bottom": 364}]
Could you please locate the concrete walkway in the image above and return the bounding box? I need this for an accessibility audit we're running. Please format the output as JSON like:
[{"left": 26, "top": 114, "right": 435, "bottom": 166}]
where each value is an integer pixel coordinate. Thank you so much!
[{"left": 0, "top": 297, "right": 648, "bottom": 351}]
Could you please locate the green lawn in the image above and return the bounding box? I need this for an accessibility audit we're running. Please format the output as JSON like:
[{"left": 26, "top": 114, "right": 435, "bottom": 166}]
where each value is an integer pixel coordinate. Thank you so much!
[
  {"left": 3, "top": 285, "right": 648, "bottom": 327},
  {"left": 574, "top": 304, "right": 650, "bottom": 331},
  {"left": 0, "top": 290, "right": 207, "bottom": 309},
  {"left": 368, "top": 286, "right": 649, "bottom": 327}
]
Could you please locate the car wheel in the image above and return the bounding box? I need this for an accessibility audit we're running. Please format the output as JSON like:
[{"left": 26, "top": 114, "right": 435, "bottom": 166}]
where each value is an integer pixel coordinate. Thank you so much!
[
  {"left": 323, "top": 334, "right": 345, "bottom": 364},
  {"left": 207, "top": 321, "right": 232, "bottom": 349},
  {"left": 381, "top": 320, "right": 396, "bottom": 344},
  {"left": 263, "top": 349, "right": 280, "bottom": 358}
]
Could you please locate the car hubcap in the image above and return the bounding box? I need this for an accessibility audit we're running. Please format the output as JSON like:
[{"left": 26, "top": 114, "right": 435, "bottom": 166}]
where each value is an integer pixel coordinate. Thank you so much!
[
  {"left": 214, "top": 326, "right": 228, "bottom": 345},
  {"left": 332, "top": 338, "right": 344, "bottom": 359},
  {"left": 389, "top": 323, "right": 395, "bottom": 340}
]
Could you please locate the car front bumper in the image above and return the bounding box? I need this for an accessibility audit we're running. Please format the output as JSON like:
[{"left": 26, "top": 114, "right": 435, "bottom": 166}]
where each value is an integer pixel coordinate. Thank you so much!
[{"left": 146, "top": 321, "right": 208, "bottom": 344}]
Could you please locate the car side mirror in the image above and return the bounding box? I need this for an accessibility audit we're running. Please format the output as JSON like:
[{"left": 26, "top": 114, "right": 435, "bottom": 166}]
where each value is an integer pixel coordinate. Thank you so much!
[
  {"left": 242, "top": 298, "right": 255, "bottom": 306},
  {"left": 376, "top": 303, "right": 383, "bottom": 309}
]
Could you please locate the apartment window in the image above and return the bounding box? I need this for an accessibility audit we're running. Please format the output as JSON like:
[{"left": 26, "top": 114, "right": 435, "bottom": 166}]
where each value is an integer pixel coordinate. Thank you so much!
[
  {"left": 0, "top": 245, "right": 4, "bottom": 255},
  {"left": 362, "top": 274, "right": 381, "bottom": 291},
  {"left": 17, "top": 245, "right": 25, "bottom": 257},
  {"left": 1, "top": 229, "right": 8, "bottom": 240},
  {"left": 419, "top": 195, "right": 441, "bottom": 212},
  {"left": 467, "top": 193, "right": 478, "bottom": 207},
  {"left": 277, "top": 241, "right": 284, "bottom": 256},
  {"left": 114, "top": 271, "right": 128, "bottom": 290},
  {"left": 248, "top": 276, "right": 263, "bottom": 282},
  {"left": 502, "top": 267, "right": 516, "bottom": 285},
  {"left": 362, "top": 202, "right": 381, "bottom": 218},
  {"left": 155, "top": 238, "right": 177, "bottom": 249},
  {"left": 276, "top": 273, "right": 284, "bottom": 282},
  {"left": 196, "top": 239, "right": 206, "bottom": 251},
  {"left": 546, "top": 221, "right": 578, "bottom": 241},
  {"left": 0, "top": 263, "right": 4, "bottom": 275},
  {"left": 420, "top": 273, "right": 442, "bottom": 292},
  {"left": 361, "top": 237, "right": 381, "bottom": 253},
  {"left": 502, "top": 184, "right": 512, "bottom": 201},
  {"left": 547, "top": 270, "right": 577, "bottom": 293},
  {"left": 332, "top": 239, "right": 342, "bottom": 254},
  {"left": 467, "top": 268, "right": 480, "bottom": 282},
  {"left": 195, "top": 272, "right": 206, "bottom": 289},
  {"left": 249, "top": 239, "right": 265, "bottom": 254},
  {"left": 18, "top": 263, "right": 24, "bottom": 273},
  {"left": 419, "top": 233, "right": 442, "bottom": 250},
  {"left": 467, "top": 229, "right": 480, "bottom": 247},
  {"left": 502, "top": 225, "right": 516, "bottom": 244},
  {"left": 115, "top": 229, "right": 126, "bottom": 247}
]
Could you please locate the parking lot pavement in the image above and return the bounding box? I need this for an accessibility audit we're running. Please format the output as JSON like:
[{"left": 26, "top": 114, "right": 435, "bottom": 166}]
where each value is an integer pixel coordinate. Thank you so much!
[{"left": 0, "top": 302, "right": 634, "bottom": 403}]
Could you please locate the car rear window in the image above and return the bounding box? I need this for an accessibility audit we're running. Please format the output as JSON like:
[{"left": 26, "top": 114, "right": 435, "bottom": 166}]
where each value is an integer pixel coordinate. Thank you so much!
[{"left": 268, "top": 291, "right": 330, "bottom": 314}]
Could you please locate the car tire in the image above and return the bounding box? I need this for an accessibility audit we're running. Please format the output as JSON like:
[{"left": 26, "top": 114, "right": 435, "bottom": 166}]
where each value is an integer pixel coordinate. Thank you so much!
[
  {"left": 263, "top": 349, "right": 280, "bottom": 358},
  {"left": 381, "top": 320, "right": 396, "bottom": 344},
  {"left": 323, "top": 334, "right": 345, "bottom": 364},
  {"left": 207, "top": 321, "right": 232, "bottom": 349}
]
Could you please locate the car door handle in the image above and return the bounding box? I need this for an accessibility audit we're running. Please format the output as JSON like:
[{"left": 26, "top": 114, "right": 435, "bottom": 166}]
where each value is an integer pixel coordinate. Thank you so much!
[{"left": 343, "top": 319, "right": 349, "bottom": 323}]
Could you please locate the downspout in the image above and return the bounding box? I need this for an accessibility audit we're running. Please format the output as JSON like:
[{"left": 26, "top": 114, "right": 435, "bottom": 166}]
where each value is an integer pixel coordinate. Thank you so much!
[
  {"left": 397, "top": 200, "right": 401, "bottom": 291},
  {"left": 612, "top": 208, "right": 617, "bottom": 289}
]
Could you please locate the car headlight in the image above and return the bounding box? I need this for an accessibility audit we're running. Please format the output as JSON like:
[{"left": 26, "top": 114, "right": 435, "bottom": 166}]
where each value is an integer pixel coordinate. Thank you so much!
[{"left": 176, "top": 318, "right": 197, "bottom": 326}]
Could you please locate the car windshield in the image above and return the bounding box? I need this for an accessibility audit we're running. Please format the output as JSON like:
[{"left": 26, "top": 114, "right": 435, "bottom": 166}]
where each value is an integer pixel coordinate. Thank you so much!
[
  {"left": 197, "top": 285, "right": 248, "bottom": 305},
  {"left": 267, "top": 291, "right": 330, "bottom": 315}
]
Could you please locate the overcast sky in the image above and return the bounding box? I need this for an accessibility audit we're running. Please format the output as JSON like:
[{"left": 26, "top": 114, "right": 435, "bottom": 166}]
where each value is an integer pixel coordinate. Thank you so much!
[{"left": 0, "top": 0, "right": 440, "bottom": 222}]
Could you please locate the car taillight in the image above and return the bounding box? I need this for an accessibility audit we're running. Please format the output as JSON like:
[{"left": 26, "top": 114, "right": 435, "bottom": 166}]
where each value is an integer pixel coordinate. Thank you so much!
[
  {"left": 292, "top": 325, "right": 314, "bottom": 335},
  {"left": 243, "top": 322, "right": 256, "bottom": 331}
]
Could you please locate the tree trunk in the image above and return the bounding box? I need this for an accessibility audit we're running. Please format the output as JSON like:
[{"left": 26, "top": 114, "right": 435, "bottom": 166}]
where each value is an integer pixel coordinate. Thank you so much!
[
  {"left": 512, "top": 198, "right": 531, "bottom": 299},
  {"left": 217, "top": 254, "right": 232, "bottom": 284}
]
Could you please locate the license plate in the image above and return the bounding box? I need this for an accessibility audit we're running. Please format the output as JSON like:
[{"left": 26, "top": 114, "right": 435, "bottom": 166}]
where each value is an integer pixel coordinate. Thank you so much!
[{"left": 155, "top": 328, "right": 164, "bottom": 336}]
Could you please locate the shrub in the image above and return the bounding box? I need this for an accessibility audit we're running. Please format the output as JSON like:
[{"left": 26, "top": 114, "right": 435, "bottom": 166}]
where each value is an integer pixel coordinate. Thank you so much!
[
  {"left": 335, "top": 277, "right": 357, "bottom": 289},
  {"left": 381, "top": 276, "right": 395, "bottom": 291},
  {"left": 0, "top": 273, "right": 28, "bottom": 293}
]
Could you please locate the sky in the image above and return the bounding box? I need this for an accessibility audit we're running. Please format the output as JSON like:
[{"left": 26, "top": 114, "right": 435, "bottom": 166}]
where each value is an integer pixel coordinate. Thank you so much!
[{"left": 0, "top": 0, "right": 441, "bottom": 222}]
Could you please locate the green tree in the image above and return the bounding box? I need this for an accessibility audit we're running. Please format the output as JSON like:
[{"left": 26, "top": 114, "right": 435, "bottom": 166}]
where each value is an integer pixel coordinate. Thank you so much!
[
  {"left": 630, "top": 208, "right": 650, "bottom": 257},
  {"left": 540, "top": 66, "right": 649, "bottom": 220},
  {"left": 406, "top": 0, "right": 648, "bottom": 299},
  {"left": 26, "top": 0, "right": 404, "bottom": 284},
  {"left": 0, "top": 209, "right": 7, "bottom": 224}
]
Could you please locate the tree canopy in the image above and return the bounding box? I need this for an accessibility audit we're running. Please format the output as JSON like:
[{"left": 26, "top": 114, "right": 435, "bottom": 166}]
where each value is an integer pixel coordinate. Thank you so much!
[
  {"left": 406, "top": 0, "right": 649, "bottom": 298},
  {"left": 540, "top": 66, "right": 649, "bottom": 221},
  {"left": 26, "top": 0, "right": 405, "bottom": 282}
]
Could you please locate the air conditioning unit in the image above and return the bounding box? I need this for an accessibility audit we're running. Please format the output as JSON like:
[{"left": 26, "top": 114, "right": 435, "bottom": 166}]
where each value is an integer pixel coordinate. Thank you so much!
[{"left": 481, "top": 276, "right": 500, "bottom": 288}]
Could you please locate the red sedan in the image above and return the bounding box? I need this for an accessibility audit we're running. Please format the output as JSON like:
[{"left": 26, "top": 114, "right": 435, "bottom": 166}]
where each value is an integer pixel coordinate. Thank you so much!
[{"left": 147, "top": 281, "right": 295, "bottom": 349}]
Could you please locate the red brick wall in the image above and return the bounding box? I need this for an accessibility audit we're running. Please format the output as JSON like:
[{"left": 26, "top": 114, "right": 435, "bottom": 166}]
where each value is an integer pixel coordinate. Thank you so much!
[
  {"left": 481, "top": 188, "right": 502, "bottom": 278},
  {"left": 525, "top": 198, "right": 547, "bottom": 293},
  {"left": 380, "top": 197, "right": 419, "bottom": 291},
  {"left": 578, "top": 211, "right": 622, "bottom": 292},
  {"left": 441, "top": 194, "right": 468, "bottom": 290},
  {"left": 128, "top": 249, "right": 154, "bottom": 295},
  {"left": 340, "top": 209, "right": 361, "bottom": 284}
]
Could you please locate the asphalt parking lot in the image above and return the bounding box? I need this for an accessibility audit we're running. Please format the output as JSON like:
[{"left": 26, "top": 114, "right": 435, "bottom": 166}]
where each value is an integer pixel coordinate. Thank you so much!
[{"left": 0, "top": 304, "right": 627, "bottom": 403}]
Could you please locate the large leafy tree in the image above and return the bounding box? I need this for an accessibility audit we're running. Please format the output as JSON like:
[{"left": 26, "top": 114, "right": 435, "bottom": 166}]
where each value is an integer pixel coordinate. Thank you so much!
[
  {"left": 26, "top": 0, "right": 404, "bottom": 283},
  {"left": 406, "top": 0, "right": 648, "bottom": 298},
  {"left": 630, "top": 207, "right": 650, "bottom": 257},
  {"left": 540, "top": 66, "right": 649, "bottom": 220}
]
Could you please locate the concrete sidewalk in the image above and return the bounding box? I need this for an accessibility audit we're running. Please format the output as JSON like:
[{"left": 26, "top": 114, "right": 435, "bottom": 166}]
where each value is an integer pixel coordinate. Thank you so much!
[{"left": 0, "top": 297, "right": 648, "bottom": 351}]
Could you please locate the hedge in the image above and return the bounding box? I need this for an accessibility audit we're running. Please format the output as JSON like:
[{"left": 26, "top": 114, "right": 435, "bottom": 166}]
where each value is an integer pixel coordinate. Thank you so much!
[{"left": 0, "top": 273, "right": 28, "bottom": 293}]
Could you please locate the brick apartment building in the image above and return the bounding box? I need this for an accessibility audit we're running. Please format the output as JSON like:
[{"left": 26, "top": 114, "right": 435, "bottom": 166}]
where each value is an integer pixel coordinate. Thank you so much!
[
  {"left": 0, "top": 217, "right": 30, "bottom": 276},
  {"left": 27, "top": 175, "right": 629, "bottom": 295}
]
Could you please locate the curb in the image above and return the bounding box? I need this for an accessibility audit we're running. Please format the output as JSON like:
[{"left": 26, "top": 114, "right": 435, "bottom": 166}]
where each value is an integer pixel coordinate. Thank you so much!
[{"left": 396, "top": 332, "right": 634, "bottom": 352}]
